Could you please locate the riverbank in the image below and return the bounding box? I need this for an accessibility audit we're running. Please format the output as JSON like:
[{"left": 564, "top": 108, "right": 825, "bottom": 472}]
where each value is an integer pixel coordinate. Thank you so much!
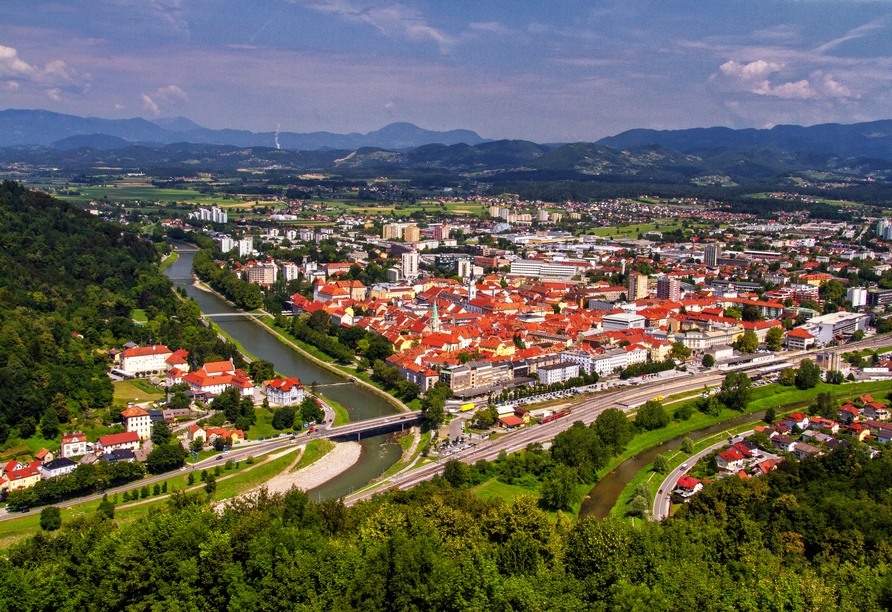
[
  {"left": 158, "top": 251, "right": 179, "bottom": 271},
  {"left": 264, "top": 441, "right": 361, "bottom": 494},
  {"left": 252, "top": 315, "right": 410, "bottom": 413}
]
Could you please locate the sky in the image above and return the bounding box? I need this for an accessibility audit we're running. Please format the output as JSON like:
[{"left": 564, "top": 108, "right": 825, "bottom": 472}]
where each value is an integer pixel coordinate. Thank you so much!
[{"left": 1, "top": 1, "right": 891, "bottom": 142}]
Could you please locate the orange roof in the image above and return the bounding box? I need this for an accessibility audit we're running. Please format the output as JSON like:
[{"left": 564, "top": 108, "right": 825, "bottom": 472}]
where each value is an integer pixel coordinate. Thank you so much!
[{"left": 122, "top": 345, "right": 171, "bottom": 357}]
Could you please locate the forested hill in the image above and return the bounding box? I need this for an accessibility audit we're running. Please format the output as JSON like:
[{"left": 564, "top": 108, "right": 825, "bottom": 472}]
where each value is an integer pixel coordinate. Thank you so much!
[
  {"left": 2, "top": 445, "right": 891, "bottom": 610},
  {"left": 0, "top": 181, "right": 242, "bottom": 443}
]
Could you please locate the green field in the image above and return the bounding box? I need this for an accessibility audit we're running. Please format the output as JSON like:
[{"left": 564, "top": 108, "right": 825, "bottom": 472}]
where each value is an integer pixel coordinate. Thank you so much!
[
  {"left": 112, "top": 379, "right": 165, "bottom": 406},
  {"left": 292, "top": 439, "right": 334, "bottom": 472}
]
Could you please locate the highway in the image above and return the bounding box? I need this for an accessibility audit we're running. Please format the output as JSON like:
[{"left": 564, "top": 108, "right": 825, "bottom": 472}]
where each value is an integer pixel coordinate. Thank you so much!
[{"left": 345, "top": 334, "right": 891, "bottom": 506}]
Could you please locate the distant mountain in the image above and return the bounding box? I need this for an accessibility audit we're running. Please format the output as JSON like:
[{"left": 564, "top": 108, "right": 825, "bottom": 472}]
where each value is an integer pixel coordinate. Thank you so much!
[
  {"left": 598, "top": 120, "right": 892, "bottom": 161},
  {"left": 0, "top": 109, "right": 490, "bottom": 150},
  {"left": 52, "top": 134, "right": 132, "bottom": 151}
]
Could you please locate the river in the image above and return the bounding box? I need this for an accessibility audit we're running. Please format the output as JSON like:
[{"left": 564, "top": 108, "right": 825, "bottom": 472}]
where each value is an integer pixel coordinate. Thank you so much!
[
  {"left": 163, "top": 246, "right": 402, "bottom": 500},
  {"left": 578, "top": 408, "right": 771, "bottom": 520}
]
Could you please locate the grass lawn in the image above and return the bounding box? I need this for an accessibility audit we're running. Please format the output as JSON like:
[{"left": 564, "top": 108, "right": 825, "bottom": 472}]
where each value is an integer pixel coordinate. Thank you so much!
[
  {"left": 158, "top": 252, "right": 179, "bottom": 271},
  {"left": 131, "top": 309, "right": 148, "bottom": 324},
  {"left": 112, "top": 380, "right": 165, "bottom": 406},
  {"left": 474, "top": 478, "right": 539, "bottom": 504},
  {"left": 246, "top": 407, "right": 279, "bottom": 440},
  {"left": 318, "top": 394, "right": 350, "bottom": 426},
  {"left": 291, "top": 439, "right": 334, "bottom": 472}
]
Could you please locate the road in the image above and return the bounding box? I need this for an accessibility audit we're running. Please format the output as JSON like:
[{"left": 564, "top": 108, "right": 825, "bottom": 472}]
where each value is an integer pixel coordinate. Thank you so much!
[{"left": 345, "top": 334, "right": 892, "bottom": 506}]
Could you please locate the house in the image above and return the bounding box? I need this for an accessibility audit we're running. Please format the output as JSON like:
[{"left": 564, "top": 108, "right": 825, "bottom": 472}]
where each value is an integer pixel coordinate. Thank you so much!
[
  {"left": 98, "top": 431, "right": 141, "bottom": 452},
  {"left": 499, "top": 415, "right": 525, "bottom": 429},
  {"left": 845, "top": 422, "right": 871, "bottom": 441},
  {"left": 716, "top": 447, "right": 746, "bottom": 471},
  {"left": 675, "top": 475, "right": 703, "bottom": 497},
  {"left": 34, "top": 448, "right": 53, "bottom": 463},
  {"left": 204, "top": 428, "right": 245, "bottom": 444},
  {"left": 793, "top": 442, "right": 824, "bottom": 460},
  {"left": 121, "top": 405, "right": 153, "bottom": 440},
  {"left": 61, "top": 432, "right": 88, "bottom": 458},
  {"left": 785, "top": 328, "right": 815, "bottom": 350},
  {"left": 784, "top": 412, "right": 810, "bottom": 432},
  {"left": 863, "top": 402, "right": 890, "bottom": 421},
  {"left": 808, "top": 417, "right": 840, "bottom": 433},
  {"left": 265, "top": 378, "right": 306, "bottom": 406},
  {"left": 750, "top": 459, "right": 779, "bottom": 476},
  {"left": 837, "top": 404, "right": 860, "bottom": 423},
  {"left": 0, "top": 460, "right": 42, "bottom": 492},
  {"left": 771, "top": 435, "right": 797, "bottom": 453},
  {"left": 187, "top": 424, "right": 207, "bottom": 443},
  {"left": 110, "top": 449, "right": 137, "bottom": 463},
  {"left": 40, "top": 457, "right": 78, "bottom": 480},
  {"left": 730, "top": 442, "right": 754, "bottom": 458}
]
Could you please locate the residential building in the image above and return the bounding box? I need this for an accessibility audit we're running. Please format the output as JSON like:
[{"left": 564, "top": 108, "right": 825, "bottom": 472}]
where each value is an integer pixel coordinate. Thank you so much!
[
  {"left": 245, "top": 262, "right": 278, "bottom": 285},
  {"left": 704, "top": 244, "right": 722, "bottom": 267},
  {"left": 265, "top": 378, "right": 306, "bottom": 406},
  {"left": 538, "top": 362, "right": 580, "bottom": 385},
  {"left": 627, "top": 272, "right": 648, "bottom": 300},
  {"left": 97, "top": 431, "right": 141, "bottom": 452},
  {"left": 121, "top": 405, "right": 153, "bottom": 440},
  {"left": 283, "top": 262, "right": 300, "bottom": 282},
  {"left": 40, "top": 457, "right": 78, "bottom": 480},
  {"left": 382, "top": 223, "right": 403, "bottom": 240},
  {"left": 61, "top": 432, "right": 88, "bottom": 458},
  {"left": 847, "top": 286, "right": 867, "bottom": 309},
  {"left": 238, "top": 236, "right": 254, "bottom": 257},
  {"left": 785, "top": 327, "right": 816, "bottom": 351},
  {"left": 656, "top": 277, "right": 680, "bottom": 302},
  {"left": 403, "top": 225, "right": 420, "bottom": 243},
  {"left": 402, "top": 251, "right": 420, "bottom": 279}
]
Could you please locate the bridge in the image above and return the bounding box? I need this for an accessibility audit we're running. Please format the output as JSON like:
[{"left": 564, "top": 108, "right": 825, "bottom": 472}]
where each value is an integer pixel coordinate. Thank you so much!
[
  {"left": 320, "top": 411, "right": 424, "bottom": 441},
  {"left": 201, "top": 313, "right": 261, "bottom": 318},
  {"left": 173, "top": 246, "right": 200, "bottom": 253}
]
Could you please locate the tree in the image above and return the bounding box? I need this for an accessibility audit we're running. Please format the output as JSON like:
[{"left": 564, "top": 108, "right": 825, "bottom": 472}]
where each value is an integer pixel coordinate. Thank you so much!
[
  {"left": 812, "top": 392, "right": 837, "bottom": 420},
  {"left": 766, "top": 326, "right": 784, "bottom": 352},
  {"left": 778, "top": 368, "right": 796, "bottom": 386},
  {"left": 249, "top": 360, "right": 276, "bottom": 384},
  {"left": 635, "top": 400, "right": 669, "bottom": 431},
  {"left": 97, "top": 494, "right": 115, "bottom": 519},
  {"left": 151, "top": 421, "right": 172, "bottom": 446},
  {"left": 733, "top": 331, "right": 759, "bottom": 354},
  {"left": 852, "top": 329, "right": 865, "bottom": 342},
  {"left": 629, "top": 495, "right": 649, "bottom": 518},
  {"left": 41, "top": 404, "right": 59, "bottom": 440},
  {"left": 299, "top": 397, "right": 324, "bottom": 424},
  {"left": 765, "top": 406, "right": 777, "bottom": 424},
  {"left": 718, "top": 371, "right": 751, "bottom": 412},
  {"left": 670, "top": 341, "right": 692, "bottom": 361},
  {"left": 540, "top": 465, "right": 581, "bottom": 511},
  {"left": 272, "top": 406, "right": 296, "bottom": 430},
  {"left": 795, "top": 359, "right": 821, "bottom": 390},
  {"left": 146, "top": 443, "right": 187, "bottom": 474},
  {"left": 653, "top": 454, "right": 669, "bottom": 474},
  {"left": 39, "top": 506, "right": 61, "bottom": 531},
  {"left": 443, "top": 460, "right": 468, "bottom": 487},
  {"left": 593, "top": 408, "right": 632, "bottom": 456},
  {"left": 702, "top": 354, "right": 715, "bottom": 368},
  {"left": 187, "top": 472, "right": 195, "bottom": 485},
  {"left": 742, "top": 305, "right": 762, "bottom": 322},
  {"left": 205, "top": 474, "right": 217, "bottom": 495},
  {"left": 153, "top": 484, "right": 161, "bottom": 495},
  {"left": 681, "top": 437, "right": 695, "bottom": 454},
  {"left": 826, "top": 370, "right": 845, "bottom": 385}
]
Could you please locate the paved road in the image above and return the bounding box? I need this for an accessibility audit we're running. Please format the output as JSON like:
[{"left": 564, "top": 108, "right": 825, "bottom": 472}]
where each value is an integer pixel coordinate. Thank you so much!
[
  {"left": 651, "top": 429, "right": 756, "bottom": 521},
  {"left": 346, "top": 334, "right": 892, "bottom": 506}
]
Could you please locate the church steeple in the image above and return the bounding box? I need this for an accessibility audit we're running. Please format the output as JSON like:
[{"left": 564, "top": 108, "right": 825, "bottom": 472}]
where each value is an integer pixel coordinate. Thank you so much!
[
  {"left": 431, "top": 300, "right": 441, "bottom": 333},
  {"left": 467, "top": 273, "right": 477, "bottom": 303}
]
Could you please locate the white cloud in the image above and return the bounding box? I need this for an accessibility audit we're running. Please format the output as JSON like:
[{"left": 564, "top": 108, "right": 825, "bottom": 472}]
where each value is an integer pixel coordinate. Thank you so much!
[
  {"left": 6, "top": 81, "right": 19, "bottom": 91},
  {"left": 141, "top": 85, "right": 188, "bottom": 116},
  {"left": 114, "top": 103, "right": 125, "bottom": 110},
  {"left": 142, "top": 93, "right": 160, "bottom": 116},
  {"left": 46, "top": 88, "right": 62, "bottom": 102},
  {"left": 0, "top": 45, "right": 36, "bottom": 78},
  {"left": 720, "top": 59, "right": 783, "bottom": 80},
  {"left": 753, "top": 79, "right": 814, "bottom": 99},
  {"left": 291, "top": 0, "right": 455, "bottom": 52}
]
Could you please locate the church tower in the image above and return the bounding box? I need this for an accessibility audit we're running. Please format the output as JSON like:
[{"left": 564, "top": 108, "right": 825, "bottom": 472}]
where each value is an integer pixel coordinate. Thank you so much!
[
  {"left": 431, "top": 300, "right": 441, "bottom": 333},
  {"left": 467, "top": 273, "right": 477, "bottom": 303}
]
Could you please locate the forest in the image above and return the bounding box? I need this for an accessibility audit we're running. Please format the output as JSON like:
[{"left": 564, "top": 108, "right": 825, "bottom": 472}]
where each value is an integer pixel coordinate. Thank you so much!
[
  {"left": 2, "top": 445, "right": 892, "bottom": 611},
  {"left": 0, "top": 181, "right": 243, "bottom": 442}
]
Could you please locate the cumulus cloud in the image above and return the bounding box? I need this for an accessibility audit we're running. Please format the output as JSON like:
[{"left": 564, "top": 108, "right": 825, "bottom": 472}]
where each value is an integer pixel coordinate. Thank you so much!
[
  {"left": 752, "top": 79, "right": 815, "bottom": 99},
  {"left": 46, "top": 88, "right": 62, "bottom": 102},
  {"left": 141, "top": 85, "right": 189, "bottom": 116},
  {"left": 0, "top": 45, "right": 36, "bottom": 78},
  {"left": 290, "top": 0, "right": 455, "bottom": 52},
  {"left": 0, "top": 44, "right": 82, "bottom": 86},
  {"left": 719, "top": 59, "right": 782, "bottom": 80},
  {"left": 6, "top": 81, "right": 19, "bottom": 91}
]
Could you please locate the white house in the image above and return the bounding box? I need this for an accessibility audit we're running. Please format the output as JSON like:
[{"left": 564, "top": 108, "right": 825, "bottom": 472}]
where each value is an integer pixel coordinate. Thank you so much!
[
  {"left": 120, "top": 345, "right": 173, "bottom": 376},
  {"left": 40, "top": 457, "right": 78, "bottom": 480},
  {"left": 61, "top": 432, "right": 88, "bottom": 458},
  {"left": 265, "top": 377, "right": 306, "bottom": 406},
  {"left": 120, "top": 405, "right": 153, "bottom": 440}
]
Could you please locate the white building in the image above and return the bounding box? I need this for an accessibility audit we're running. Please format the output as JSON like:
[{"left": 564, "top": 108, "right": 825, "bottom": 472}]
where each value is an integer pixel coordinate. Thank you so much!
[
  {"left": 402, "top": 251, "right": 420, "bottom": 279},
  {"left": 538, "top": 362, "right": 580, "bottom": 385},
  {"left": 265, "top": 378, "right": 306, "bottom": 406},
  {"left": 61, "top": 432, "right": 88, "bottom": 458},
  {"left": 238, "top": 236, "right": 254, "bottom": 257},
  {"left": 121, "top": 405, "right": 153, "bottom": 440},
  {"left": 40, "top": 458, "right": 78, "bottom": 480},
  {"left": 847, "top": 286, "right": 867, "bottom": 309},
  {"left": 283, "top": 263, "right": 300, "bottom": 282},
  {"left": 602, "top": 313, "right": 646, "bottom": 331},
  {"left": 219, "top": 237, "right": 236, "bottom": 253},
  {"left": 120, "top": 345, "right": 173, "bottom": 376},
  {"left": 802, "top": 311, "right": 870, "bottom": 344}
]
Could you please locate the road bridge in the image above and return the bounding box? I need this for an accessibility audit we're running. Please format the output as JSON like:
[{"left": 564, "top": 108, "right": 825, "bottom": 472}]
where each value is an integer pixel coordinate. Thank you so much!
[
  {"left": 202, "top": 313, "right": 261, "bottom": 318},
  {"left": 320, "top": 411, "right": 424, "bottom": 441}
]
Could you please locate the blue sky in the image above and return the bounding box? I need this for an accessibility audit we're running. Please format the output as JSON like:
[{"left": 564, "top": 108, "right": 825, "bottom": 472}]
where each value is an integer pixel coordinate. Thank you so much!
[{"left": 1, "top": 1, "right": 891, "bottom": 142}]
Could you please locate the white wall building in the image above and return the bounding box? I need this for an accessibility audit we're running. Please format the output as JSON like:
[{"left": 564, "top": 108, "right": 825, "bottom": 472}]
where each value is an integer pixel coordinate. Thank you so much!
[
  {"left": 120, "top": 345, "right": 173, "bottom": 376},
  {"left": 538, "top": 362, "right": 580, "bottom": 385},
  {"left": 602, "top": 313, "right": 646, "bottom": 331},
  {"left": 402, "top": 251, "right": 420, "bottom": 279}
]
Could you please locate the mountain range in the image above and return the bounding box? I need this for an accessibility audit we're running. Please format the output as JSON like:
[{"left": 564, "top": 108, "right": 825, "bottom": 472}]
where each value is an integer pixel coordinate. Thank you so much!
[{"left": 0, "top": 109, "right": 490, "bottom": 150}]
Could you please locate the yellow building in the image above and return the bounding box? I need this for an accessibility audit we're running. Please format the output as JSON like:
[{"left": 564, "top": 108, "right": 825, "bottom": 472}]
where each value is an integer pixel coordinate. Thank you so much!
[{"left": 403, "top": 225, "right": 420, "bottom": 243}]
